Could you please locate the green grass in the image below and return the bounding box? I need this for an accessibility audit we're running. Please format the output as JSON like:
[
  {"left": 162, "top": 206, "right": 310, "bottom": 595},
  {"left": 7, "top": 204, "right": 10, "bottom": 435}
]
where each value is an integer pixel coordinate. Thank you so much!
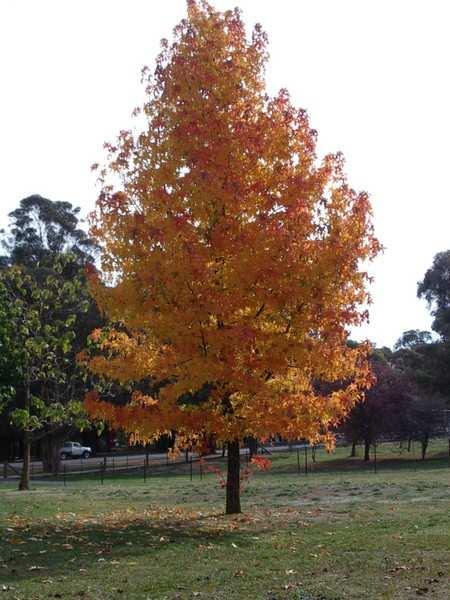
[{"left": 0, "top": 442, "right": 449, "bottom": 599}]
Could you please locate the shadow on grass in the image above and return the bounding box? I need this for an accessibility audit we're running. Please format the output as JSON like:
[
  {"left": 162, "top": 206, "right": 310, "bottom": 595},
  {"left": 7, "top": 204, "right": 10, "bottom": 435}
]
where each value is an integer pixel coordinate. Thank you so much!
[{"left": 0, "top": 510, "right": 268, "bottom": 585}]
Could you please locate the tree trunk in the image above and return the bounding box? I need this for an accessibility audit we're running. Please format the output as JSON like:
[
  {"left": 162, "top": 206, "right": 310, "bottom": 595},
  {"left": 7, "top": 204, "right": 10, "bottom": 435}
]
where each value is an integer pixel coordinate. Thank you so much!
[
  {"left": 421, "top": 435, "right": 429, "bottom": 460},
  {"left": 226, "top": 439, "right": 241, "bottom": 514},
  {"left": 19, "top": 434, "right": 31, "bottom": 491},
  {"left": 247, "top": 436, "right": 258, "bottom": 459},
  {"left": 350, "top": 441, "right": 357, "bottom": 457},
  {"left": 407, "top": 438, "right": 412, "bottom": 452},
  {"left": 364, "top": 440, "right": 370, "bottom": 462},
  {"left": 42, "top": 435, "right": 62, "bottom": 475}
]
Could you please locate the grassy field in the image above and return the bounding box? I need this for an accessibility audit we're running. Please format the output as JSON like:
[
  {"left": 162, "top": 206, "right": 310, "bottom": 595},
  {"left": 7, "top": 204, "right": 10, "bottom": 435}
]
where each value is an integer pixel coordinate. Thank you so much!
[{"left": 0, "top": 442, "right": 449, "bottom": 600}]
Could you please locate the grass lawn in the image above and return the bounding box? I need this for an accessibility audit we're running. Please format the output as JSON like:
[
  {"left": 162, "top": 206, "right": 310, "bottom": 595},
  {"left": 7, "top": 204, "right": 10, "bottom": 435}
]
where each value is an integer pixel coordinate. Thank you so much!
[{"left": 0, "top": 442, "right": 449, "bottom": 599}]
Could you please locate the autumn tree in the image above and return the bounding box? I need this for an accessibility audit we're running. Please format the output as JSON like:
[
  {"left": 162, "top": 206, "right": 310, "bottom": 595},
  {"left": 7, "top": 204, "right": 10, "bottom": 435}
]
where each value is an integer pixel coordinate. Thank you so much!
[{"left": 83, "top": 1, "right": 379, "bottom": 513}]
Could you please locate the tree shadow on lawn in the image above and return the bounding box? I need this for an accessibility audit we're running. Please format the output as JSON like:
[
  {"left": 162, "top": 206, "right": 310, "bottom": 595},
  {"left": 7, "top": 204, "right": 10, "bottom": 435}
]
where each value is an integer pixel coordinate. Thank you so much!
[{"left": 0, "top": 509, "right": 272, "bottom": 585}]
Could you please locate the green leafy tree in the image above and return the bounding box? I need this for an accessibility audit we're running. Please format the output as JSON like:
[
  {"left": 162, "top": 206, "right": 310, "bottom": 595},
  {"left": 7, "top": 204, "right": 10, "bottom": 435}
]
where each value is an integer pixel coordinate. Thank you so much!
[
  {"left": 392, "top": 330, "right": 449, "bottom": 452},
  {"left": 394, "top": 330, "right": 433, "bottom": 350},
  {"left": 1, "top": 194, "right": 96, "bottom": 269},
  {"left": 418, "top": 250, "right": 450, "bottom": 341},
  {"left": 0, "top": 196, "right": 102, "bottom": 471},
  {"left": 0, "top": 256, "right": 91, "bottom": 490}
]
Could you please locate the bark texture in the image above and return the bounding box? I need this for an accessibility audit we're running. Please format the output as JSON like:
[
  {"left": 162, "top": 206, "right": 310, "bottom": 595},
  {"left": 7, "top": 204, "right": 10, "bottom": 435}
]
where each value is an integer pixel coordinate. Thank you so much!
[
  {"left": 226, "top": 439, "right": 241, "bottom": 514},
  {"left": 19, "top": 434, "right": 30, "bottom": 491}
]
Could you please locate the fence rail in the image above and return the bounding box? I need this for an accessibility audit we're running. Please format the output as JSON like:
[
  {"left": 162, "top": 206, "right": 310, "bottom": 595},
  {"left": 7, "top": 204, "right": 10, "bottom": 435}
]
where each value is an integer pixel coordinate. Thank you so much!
[{"left": 2, "top": 437, "right": 449, "bottom": 486}]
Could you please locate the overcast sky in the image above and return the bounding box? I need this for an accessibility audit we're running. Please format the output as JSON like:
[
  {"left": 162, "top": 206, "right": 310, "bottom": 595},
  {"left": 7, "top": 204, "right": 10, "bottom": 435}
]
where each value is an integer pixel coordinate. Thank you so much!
[{"left": 1, "top": 0, "right": 449, "bottom": 348}]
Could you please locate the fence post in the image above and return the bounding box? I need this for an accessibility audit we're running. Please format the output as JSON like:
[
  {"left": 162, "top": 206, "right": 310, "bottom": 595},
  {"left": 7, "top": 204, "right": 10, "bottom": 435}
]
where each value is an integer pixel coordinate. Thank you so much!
[
  {"left": 3, "top": 462, "right": 7, "bottom": 479},
  {"left": 304, "top": 446, "right": 308, "bottom": 475},
  {"left": 100, "top": 462, "right": 104, "bottom": 485},
  {"left": 199, "top": 459, "right": 203, "bottom": 481},
  {"left": 190, "top": 457, "right": 193, "bottom": 481},
  {"left": 297, "top": 449, "right": 300, "bottom": 474},
  {"left": 144, "top": 459, "right": 147, "bottom": 483},
  {"left": 63, "top": 464, "right": 66, "bottom": 487}
]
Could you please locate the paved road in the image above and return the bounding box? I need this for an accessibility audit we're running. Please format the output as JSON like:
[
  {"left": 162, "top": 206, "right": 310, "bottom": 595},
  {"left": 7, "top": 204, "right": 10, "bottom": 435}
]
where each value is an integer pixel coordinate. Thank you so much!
[{"left": 3, "top": 443, "right": 315, "bottom": 478}]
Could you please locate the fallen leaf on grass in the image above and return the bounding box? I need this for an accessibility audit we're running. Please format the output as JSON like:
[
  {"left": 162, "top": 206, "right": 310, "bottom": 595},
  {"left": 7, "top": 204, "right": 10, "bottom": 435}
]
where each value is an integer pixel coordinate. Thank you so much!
[{"left": 8, "top": 537, "right": 25, "bottom": 545}]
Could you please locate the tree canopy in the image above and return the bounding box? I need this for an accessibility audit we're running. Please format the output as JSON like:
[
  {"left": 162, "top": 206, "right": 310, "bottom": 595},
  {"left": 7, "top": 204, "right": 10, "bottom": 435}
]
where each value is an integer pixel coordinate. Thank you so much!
[
  {"left": 417, "top": 250, "right": 450, "bottom": 340},
  {"left": 1, "top": 194, "right": 96, "bottom": 269}
]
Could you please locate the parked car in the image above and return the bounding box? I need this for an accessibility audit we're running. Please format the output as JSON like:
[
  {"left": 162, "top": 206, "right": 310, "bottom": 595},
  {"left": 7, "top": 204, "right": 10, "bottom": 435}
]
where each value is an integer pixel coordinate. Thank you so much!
[{"left": 60, "top": 442, "right": 92, "bottom": 460}]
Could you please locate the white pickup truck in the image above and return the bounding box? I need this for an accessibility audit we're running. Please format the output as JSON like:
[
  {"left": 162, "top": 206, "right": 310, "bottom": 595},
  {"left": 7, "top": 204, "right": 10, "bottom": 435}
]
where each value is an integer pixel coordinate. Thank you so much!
[{"left": 60, "top": 441, "right": 92, "bottom": 460}]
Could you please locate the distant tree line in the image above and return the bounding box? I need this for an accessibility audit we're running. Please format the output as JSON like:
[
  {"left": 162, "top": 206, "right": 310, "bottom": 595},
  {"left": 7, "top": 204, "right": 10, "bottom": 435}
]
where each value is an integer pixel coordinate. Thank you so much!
[{"left": 342, "top": 250, "right": 450, "bottom": 459}]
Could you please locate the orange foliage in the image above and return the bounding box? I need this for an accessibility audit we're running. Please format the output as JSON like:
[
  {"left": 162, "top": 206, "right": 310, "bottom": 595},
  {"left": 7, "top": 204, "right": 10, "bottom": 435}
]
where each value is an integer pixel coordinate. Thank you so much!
[
  {"left": 250, "top": 456, "right": 272, "bottom": 471},
  {"left": 84, "top": 1, "right": 379, "bottom": 448}
]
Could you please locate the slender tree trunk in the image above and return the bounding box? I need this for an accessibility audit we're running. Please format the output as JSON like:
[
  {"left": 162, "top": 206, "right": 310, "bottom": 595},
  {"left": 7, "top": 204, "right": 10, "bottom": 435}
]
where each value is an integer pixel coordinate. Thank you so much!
[
  {"left": 19, "top": 433, "right": 31, "bottom": 491},
  {"left": 407, "top": 438, "right": 412, "bottom": 452},
  {"left": 51, "top": 441, "right": 61, "bottom": 475},
  {"left": 42, "top": 438, "right": 51, "bottom": 472},
  {"left": 350, "top": 441, "right": 357, "bottom": 457},
  {"left": 364, "top": 440, "right": 370, "bottom": 462},
  {"left": 226, "top": 439, "right": 241, "bottom": 514},
  {"left": 247, "top": 436, "right": 258, "bottom": 459},
  {"left": 421, "top": 435, "right": 429, "bottom": 460}
]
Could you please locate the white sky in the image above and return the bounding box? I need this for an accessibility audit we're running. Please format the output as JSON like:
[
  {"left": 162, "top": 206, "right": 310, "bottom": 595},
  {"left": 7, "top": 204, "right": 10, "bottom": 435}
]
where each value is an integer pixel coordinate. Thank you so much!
[{"left": 1, "top": 0, "right": 449, "bottom": 348}]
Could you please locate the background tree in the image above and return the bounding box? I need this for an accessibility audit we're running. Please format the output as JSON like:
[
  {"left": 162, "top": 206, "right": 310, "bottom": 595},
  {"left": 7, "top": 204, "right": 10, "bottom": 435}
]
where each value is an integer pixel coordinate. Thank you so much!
[
  {"left": 418, "top": 250, "right": 450, "bottom": 341},
  {"left": 392, "top": 333, "right": 450, "bottom": 402},
  {"left": 83, "top": 1, "right": 379, "bottom": 514},
  {"left": 342, "top": 359, "right": 414, "bottom": 460},
  {"left": 0, "top": 256, "right": 91, "bottom": 489},
  {"left": 0, "top": 286, "right": 24, "bottom": 459},
  {"left": 0, "top": 196, "right": 101, "bottom": 472},
  {"left": 392, "top": 328, "right": 448, "bottom": 454},
  {"left": 394, "top": 329, "right": 433, "bottom": 350},
  {"left": 1, "top": 194, "right": 96, "bottom": 268},
  {"left": 404, "top": 395, "right": 446, "bottom": 459}
]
